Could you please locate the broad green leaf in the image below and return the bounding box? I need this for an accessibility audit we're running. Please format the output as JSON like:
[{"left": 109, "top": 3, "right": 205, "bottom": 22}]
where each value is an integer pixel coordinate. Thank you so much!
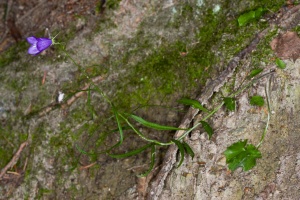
[
  {"left": 183, "top": 141, "right": 195, "bottom": 159},
  {"left": 250, "top": 95, "right": 265, "bottom": 107},
  {"left": 138, "top": 145, "right": 156, "bottom": 177},
  {"left": 238, "top": 11, "right": 255, "bottom": 26},
  {"left": 172, "top": 139, "right": 185, "bottom": 168},
  {"left": 109, "top": 143, "right": 154, "bottom": 159},
  {"left": 254, "top": 7, "right": 265, "bottom": 18},
  {"left": 178, "top": 98, "right": 209, "bottom": 112},
  {"left": 275, "top": 58, "right": 286, "bottom": 69},
  {"left": 224, "top": 140, "right": 262, "bottom": 171},
  {"left": 238, "top": 7, "right": 265, "bottom": 26},
  {"left": 223, "top": 97, "right": 236, "bottom": 111},
  {"left": 248, "top": 68, "right": 263, "bottom": 78},
  {"left": 200, "top": 121, "right": 214, "bottom": 139},
  {"left": 224, "top": 140, "right": 247, "bottom": 162},
  {"left": 130, "top": 114, "right": 186, "bottom": 131}
]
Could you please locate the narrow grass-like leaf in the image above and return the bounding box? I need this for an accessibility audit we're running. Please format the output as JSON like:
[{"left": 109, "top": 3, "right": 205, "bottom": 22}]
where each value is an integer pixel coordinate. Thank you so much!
[
  {"left": 109, "top": 143, "right": 154, "bottom": 159},
  {"left": 178, "top": 98, "right": 209, "bottom": 112},
  {"left": 108, "top": 107, "right": 124, "bottom": 151},
  {"left": 275, "top": 58, "right": 286, "bottom": 69},
  {"left": 200, "top": 121, "right": 214, "bottom": 139},
  {"left": 172, "top": 139, "right": 185, "bottom": 168},
  {"left": 248, "top": 68, "right": 263, "bottom": 78},
  {"left": 183, "top": 141, "right": 195, "bottom": 159},
  {"left": 114, "top": 109, "right": 123, "bottom": 144},
  {"left": 130, "top": 114, "right": 186, "bottom": 131},
  {"left": 138, "top": 145, "right": 156, "bottom": 177},
  {"left": 120, "top": 114, "right": 171, "bottom": 146},
  {"left": 250, "top": 95, "right": 264, "bottom": 106},
  {"left": 223, "top": 97, "right": 236, "bottom": 111}
]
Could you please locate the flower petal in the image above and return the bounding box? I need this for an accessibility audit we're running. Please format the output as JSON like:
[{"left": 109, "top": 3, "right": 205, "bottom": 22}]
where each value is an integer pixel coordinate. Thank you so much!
[
  {"left": 28, "top": 44, "right": 40, "bottom": 55},
  {"left": 26, "top": 36, "right": 38, "bottom": 45},
  {"left": 37, "top": 38, "right": 52, "bottom": 51}
]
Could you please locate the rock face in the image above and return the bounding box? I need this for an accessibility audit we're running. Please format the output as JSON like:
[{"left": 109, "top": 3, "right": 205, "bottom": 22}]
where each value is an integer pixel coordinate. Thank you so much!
[
  {"left": 159, "top": 60, "right": 300, "bottom": 199},
  {"left": 1, "top": 0, "right": 300, "bottom": 200}
]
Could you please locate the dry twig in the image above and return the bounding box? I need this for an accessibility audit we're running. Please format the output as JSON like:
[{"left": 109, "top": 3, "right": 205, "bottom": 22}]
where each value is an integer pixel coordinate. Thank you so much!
[
  {"left": 79, "top": 162, "right": 97, "bottom": 170},
  {"left": 0, "top": 141, "right": 28, "bottom": 180}
]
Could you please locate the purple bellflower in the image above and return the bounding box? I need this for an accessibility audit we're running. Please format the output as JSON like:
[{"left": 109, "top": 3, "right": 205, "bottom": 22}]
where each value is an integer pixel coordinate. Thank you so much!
[
  {"left": 26, "top": 36, "right": 53, "bottom": 55},
  {"left": 26, "top": 32, "right": 59, "bottom": 55}
]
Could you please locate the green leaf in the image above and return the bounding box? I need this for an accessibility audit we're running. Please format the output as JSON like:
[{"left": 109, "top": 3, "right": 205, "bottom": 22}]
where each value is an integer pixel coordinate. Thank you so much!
[
  {"left": 248, "top": 68, "right": 263, "bottom": 78},
  {"left": 109, "top": 143, "right": 154, "bottom": 159},
  {"left": 130, "top": 114, "right": 186, "bottom": 131},
  {"left": 138, "top": 145, "right": 156, "bottom": 177},
  {"left": 238, "top": 7, "right": 265, "bottom": 26},
  {"left": 183, "top": 141, "right": 195, "bottom": 159},
  {"left": 200, "top": 121, "right": 214, "bottom": 139},
  {"left": 178, "top": 98, "right": 209, "bottom": 112},
  {"left": 275, "top": 58, "right": 286, "bottom": 69},
  {"left": 120, "top": 114, "right": 170, "bottom": 146},
  {"left": 172, "top": 139, "right": 185, "bottom": 168},
  {"left": 250, "top": 95, "right": 265, "bottom": 107},
  {"left": 224, "top": 140, "right": 247, "bottom": 162},
  {"left": 108, "top": 108, "right": 124, "bottom": 152},
  {"left": 238, "top": 11, "right": 255, "bottom": 26},
  {"left": 224, "top": 140, "right": 262, "bottom": 171},
  {"left": 254, "top": 7, "right": 265, "bottom": 18},
  {"left": 223, "top": 97, "right": 236, "bottom": 111}
]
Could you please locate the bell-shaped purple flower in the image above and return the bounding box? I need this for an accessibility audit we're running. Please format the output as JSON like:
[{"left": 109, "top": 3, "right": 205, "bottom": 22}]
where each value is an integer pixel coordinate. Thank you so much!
[{"left": 26, "top": 36, "right": 52, "bottom": 55}]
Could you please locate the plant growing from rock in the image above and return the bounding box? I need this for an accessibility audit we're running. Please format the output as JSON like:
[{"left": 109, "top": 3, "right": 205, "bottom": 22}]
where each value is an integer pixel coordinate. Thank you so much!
[{"left": 25, "top": 29, "right": 276, "bottom": 176}]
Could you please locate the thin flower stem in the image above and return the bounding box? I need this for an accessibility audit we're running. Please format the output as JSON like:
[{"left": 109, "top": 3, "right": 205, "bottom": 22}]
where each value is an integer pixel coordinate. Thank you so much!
[
  {"left": 177, "top": 102, "right": 224, "bottom": 141},
  {"left": 229, "top": 70, "right": 275, "bottom": 98},
  {"left": 256, "top": 75, "right": 272, "bottom": 148}
]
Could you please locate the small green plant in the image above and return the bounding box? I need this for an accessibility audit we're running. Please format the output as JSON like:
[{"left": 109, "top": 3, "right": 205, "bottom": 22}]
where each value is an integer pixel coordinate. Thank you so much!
[
  {"left": 238, "top": 7, "right": 266, "bottom": 27},
  {"left": 224, "top": 140, "right": 262, "bottom": 171},
  {"left": 248, "top": 68, "right": 263, "bottom": 78},
  {"left": 275, "top": 58, "right": 286, "bottom": 69},
  {"left": 24, "top": 28, "right": 276, "bottom": 175},
  {"left": 250, "top": 95, "right": 265, "bottom": 106},
  {"left": 225, "top": 78, "right": 272, "bottom": 171},
  {"left": 223, "top": 97, "right": 236, "bottom": 111}
]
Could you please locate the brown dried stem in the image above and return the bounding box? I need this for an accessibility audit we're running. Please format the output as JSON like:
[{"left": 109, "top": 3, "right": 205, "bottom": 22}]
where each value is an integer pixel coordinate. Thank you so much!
[{"left": 0, "top": 141, "right": 28, "bottom": 180}]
